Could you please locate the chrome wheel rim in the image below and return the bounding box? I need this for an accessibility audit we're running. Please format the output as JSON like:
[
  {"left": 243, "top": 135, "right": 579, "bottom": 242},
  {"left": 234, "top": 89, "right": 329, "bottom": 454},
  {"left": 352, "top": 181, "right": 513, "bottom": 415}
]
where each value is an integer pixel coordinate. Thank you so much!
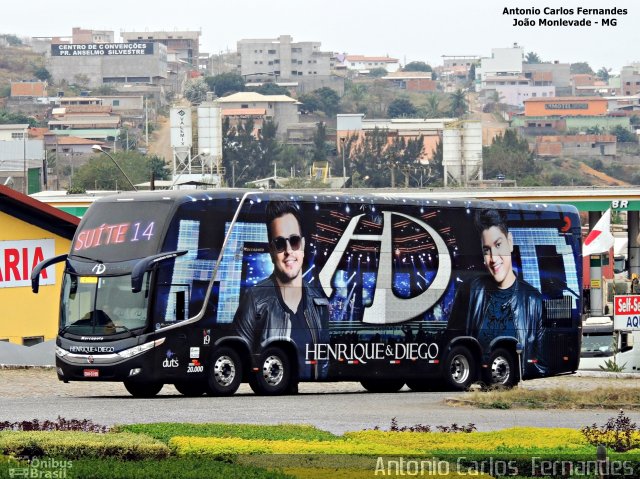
[
  {"left": 262, "top": 355, "right": 284, "bottom": 386},
  {"left": 213, "top": 355, "right": 236, "bottom": 387},
  {"left": 491, "top": 356, "right": 510, "bottom": 384},
  {"left": 450, "top": 354, "right": 470, "bottom": 384}
]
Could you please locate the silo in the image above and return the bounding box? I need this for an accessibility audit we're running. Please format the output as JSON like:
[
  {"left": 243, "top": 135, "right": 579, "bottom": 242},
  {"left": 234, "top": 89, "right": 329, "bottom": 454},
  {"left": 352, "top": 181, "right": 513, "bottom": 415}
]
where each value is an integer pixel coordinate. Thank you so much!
[
  {"left": 462, "top": 121, "right": 483, "bottom": 181},
  {"left": 442, "top": 128, "right": 462, "bottom": 186},
  {"left": 197, "top": 104, "right": 222, "bottom": 160}
]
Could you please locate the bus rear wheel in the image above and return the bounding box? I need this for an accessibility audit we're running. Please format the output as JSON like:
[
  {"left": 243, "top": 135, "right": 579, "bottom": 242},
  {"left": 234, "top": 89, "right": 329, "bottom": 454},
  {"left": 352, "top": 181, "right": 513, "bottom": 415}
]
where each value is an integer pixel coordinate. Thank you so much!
[
  {"left": 249, "top": 347, "right": 291, "bottom": 396},
  {"left": 123, "top": 380, "right": 163, "bottom": 398},
  {"left": 484, "top": 348, "right": 518, "bottom": 388},
  {"left": 174, "top": 381, "right": 207, "bottom": 397},
  {"left": 207, "top": 347, "right": 242, "bottom": 396},
  {"left": 360, "top": 379, "right": 405, "bottom": 393},
  {"left": 443, "top": 346, "right": 477, "bottom": 391}
]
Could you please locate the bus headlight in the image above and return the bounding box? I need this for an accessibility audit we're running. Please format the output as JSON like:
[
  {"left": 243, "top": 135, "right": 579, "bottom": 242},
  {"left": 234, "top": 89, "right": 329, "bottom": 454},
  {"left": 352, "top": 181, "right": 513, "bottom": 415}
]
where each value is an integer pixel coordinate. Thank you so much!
[
  {"left": 56, "top": 346, "right": 69, "bottom": 358},
  {"left": 117, "top": 337, "right": 165, "bottom": 359}
]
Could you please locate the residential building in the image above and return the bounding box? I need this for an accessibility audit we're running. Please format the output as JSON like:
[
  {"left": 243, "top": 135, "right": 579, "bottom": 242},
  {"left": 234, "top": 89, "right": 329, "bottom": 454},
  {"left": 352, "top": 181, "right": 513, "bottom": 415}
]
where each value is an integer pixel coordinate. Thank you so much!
[
  {"left": 0, "top": 124, "right": 29, "bottom": 141},
  {"left": 237, "top": 35, "right": 332, "bottom": 82},
  {"left": 620, "top": 65, "right": 640, "bottom": 96},
  {"left": 522, "top": 62, "right": 571, "bottom": 95},
  {"left": 121, "top": 30, "right": 200, "bottom": 67},
  {"left": 0, "top": 127, "right": 45, "bottom": 194},
  {"left": 342, "top": 55, "right": 401, "bottom": 74},
  {"left": 534, "top": 134, "right": 617, "bottom": 157},
  {"left": 10, "top": 82, "right": 47, "bottom": 98},
  {"left": 71, "top": 27, "right": 114, "bottom": 44},
  {"left": 382, "top": 72, "right": 436, "bottom": 92},
  {"left": 214, "top": 92, "right": 300, "bottom": 141},
  {"left": 476, "top": 44, "right": 524, "bottom": 88}
]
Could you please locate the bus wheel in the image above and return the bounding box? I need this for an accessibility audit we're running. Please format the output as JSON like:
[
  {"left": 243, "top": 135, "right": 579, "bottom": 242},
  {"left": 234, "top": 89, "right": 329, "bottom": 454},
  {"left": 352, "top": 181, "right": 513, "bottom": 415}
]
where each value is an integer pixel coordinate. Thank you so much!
[
  {"left": 249, "top": 347, "right": 291, "bottom": 396},
  {"left": 123, "top": 381, "right": 163, "bottom": 398},
  {"left": 443, "top": 346, "right": 476, "bottom": 391},
  {"left": 207, "top": 347, "right": 242, "bottom": 396},
  {"left": 406, "top": 379, "right": 444, "bottom": 392},
  {"left": 485, "top": 348, "right": 518, "bottom": 388},
  {"left": 174, "top": 381, "right": 207, "bottom": 397},
  {"left": 360, "top": 379, "right": 405, "bottom": 393}
]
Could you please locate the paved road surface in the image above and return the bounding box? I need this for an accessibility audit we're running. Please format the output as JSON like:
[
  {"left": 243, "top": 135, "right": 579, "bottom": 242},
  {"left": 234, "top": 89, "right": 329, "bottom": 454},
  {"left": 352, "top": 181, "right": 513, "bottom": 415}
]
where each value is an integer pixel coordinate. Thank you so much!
[{"left": 1, "top": 369, "right": 638, "bottom": 434}]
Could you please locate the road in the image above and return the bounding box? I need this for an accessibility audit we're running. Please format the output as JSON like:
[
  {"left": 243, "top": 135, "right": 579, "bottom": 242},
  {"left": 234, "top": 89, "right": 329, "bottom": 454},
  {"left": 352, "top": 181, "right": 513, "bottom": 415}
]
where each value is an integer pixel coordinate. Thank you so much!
[{"left": 1, "top": 370, "right": 638, "bottom": 434}]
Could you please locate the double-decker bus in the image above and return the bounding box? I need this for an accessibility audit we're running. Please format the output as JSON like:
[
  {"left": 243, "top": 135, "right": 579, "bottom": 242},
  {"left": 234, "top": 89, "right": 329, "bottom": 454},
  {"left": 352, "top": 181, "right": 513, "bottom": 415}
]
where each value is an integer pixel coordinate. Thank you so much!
[{"left": 32, "top": 190, "right": 582, "bottom": 397}]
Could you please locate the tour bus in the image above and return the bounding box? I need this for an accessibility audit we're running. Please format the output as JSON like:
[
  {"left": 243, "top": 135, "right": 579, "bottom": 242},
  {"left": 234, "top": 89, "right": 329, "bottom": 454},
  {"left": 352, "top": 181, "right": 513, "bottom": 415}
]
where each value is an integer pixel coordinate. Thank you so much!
[{"left": 32, "top": 190, "right": 583, "bottom": 397}]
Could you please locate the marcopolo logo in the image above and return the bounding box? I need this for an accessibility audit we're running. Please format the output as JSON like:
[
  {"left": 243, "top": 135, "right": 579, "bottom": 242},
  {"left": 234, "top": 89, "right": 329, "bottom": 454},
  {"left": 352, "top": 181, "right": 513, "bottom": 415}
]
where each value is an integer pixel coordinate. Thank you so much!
[{"left": 318, "top": 212, "right": 451, "bottom": 325}]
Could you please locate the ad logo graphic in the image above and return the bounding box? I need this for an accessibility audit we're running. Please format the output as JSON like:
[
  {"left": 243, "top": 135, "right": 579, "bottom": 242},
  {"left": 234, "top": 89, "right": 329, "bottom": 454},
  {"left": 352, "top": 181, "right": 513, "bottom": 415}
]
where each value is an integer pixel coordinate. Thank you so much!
[{"left": 319, "top": 212, "right": 451, "bottom": 324}]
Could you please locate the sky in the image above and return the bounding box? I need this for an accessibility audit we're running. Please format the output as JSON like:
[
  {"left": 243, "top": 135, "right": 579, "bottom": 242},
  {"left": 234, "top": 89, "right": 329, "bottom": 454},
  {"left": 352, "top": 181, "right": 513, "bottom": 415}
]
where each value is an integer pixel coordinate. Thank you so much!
[{"left": 4, "top": 0, "right": 638, "bottom": 72}]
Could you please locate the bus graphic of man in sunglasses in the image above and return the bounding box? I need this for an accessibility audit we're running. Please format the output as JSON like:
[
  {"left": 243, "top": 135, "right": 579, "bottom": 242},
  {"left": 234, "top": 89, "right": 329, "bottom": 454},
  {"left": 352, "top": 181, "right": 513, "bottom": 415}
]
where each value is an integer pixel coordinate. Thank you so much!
[{"left": 233, "top": 200, "right": 330, "bottom": 390}]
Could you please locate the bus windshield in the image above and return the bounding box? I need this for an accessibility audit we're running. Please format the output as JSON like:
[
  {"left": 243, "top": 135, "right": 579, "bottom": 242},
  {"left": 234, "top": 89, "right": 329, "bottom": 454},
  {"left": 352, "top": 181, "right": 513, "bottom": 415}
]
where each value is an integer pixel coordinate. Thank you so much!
[
  {"left": 581, "top": 333, "right": 614, "bottom": 357},
  {"left": 61, "top": 273, "right": 150, "bottom": 336}
]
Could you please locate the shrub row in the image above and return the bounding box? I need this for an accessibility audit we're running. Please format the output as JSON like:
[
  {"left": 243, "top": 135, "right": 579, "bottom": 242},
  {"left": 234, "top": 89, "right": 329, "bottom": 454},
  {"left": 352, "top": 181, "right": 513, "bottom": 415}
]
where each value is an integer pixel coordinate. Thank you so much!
[
  {"left": 114, "top": 423, "right": 338, "bottom": 444},
  {"left": 0, "top": 431, "right": 170, "bottom": 460}
]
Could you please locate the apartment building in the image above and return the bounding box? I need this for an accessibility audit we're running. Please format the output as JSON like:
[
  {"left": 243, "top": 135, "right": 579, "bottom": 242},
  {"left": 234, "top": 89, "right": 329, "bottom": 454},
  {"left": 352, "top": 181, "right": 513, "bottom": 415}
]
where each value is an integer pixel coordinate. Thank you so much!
[{"left": 121, "top": 30, "right": 200, "bottom": 67}]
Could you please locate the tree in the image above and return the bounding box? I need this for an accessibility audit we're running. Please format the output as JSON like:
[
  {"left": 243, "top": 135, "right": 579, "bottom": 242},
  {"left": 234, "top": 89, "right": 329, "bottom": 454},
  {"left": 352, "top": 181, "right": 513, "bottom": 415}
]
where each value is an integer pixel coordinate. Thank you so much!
[
  {"left": 0, "top": 109, "right": 36, "bottom": 127},
  {"left": 33, "top": 67, "right": 51, "bottom": 82},
  {"left": 204, "top": 73, "right": 245, "bottom": 97},
  {"left": 299, "top": 87, "right": 341, "bottom": 117},
  {"left": 368, "top": 67, "right": 388, "bottom": 78},
  {"left": 387, "top": 98, "right": 418, "bottom": 118},
  {"left": 403, "top": 61, "right": 432, "bottom": 72},
  {"left": 483, "top": 129, "right": 537, "bottom": 180},
  {"left": 183, "top": 78, "right": 208, "bottom": 104},
  {"left": 251, "top": 83, "right": 289, "bottom": 95},
  {"left": 72, "top": 152, "right": 169, "bottom": 190},
  {"left": 0, "top": 34, "right": 22, "bottom": 46},
  {"left": 610, "top": 125, "right": 637, "bottom": 143},
  {"left": 524, "top": 52, "right": 542, "bottom": 64},
  {"left": 448, "top": 89, "right": 468, "bottom": 117},
  {"left": 421, "top": 94, "right": 441, "bottom": 118},
  {"left": 298, "top": 93, "right": 322, "bottom": 114},
  {"left": 312, "top": 122, "right": 328, "bottom": 161},
  {"left": 596, "top": 67, "right": 610, "bottom": 82},
  {"left": 468, "top": 63, "right": 476, "bottom": 82},
  {"left": 570, "top": 62, "right": 594, "bottom": 75},
  {"left": 428, "top": 139, "right": 443, "bottom": 185}
]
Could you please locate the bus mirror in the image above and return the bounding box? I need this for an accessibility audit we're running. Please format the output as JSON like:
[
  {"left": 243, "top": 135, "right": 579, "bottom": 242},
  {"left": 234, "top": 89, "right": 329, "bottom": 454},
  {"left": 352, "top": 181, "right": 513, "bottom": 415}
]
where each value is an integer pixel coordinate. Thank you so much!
[
  {"left": 31, "top": 254, "right": 68, "bottom": 293},
  {"left": 131, "top": 250, "right": 187, "bottom": 293}
]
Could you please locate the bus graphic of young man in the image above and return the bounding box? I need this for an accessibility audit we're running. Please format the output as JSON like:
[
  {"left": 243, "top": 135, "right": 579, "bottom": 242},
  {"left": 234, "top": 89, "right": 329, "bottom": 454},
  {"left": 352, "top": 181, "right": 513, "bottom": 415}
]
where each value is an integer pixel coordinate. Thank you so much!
[
  {"left": 449, "top": 209, "right": 546, "bottom": 386},
  {"left": 233, "top": 200, "right": 329, "bottom": 393}
]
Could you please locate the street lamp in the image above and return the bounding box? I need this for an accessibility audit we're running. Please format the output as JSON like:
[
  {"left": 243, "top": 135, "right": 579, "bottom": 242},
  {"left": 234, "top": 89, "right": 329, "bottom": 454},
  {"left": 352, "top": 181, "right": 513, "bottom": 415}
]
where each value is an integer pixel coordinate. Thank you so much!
[{"left": 91, "top": 145, "right": 138, "bottom": 191}]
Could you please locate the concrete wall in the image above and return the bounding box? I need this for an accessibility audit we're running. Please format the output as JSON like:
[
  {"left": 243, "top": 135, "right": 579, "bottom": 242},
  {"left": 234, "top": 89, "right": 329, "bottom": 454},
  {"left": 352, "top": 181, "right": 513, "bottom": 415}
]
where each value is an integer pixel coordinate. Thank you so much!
[{"left": 522, "top": 63, "right": 571, "bottom": 88}]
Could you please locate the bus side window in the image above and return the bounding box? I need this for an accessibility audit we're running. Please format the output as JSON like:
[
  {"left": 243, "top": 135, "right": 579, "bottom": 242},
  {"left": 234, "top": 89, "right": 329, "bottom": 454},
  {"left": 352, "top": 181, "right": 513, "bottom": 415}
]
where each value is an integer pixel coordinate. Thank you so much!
[{"left": 620, "top": 332, "right": 634, "bottom": 353}]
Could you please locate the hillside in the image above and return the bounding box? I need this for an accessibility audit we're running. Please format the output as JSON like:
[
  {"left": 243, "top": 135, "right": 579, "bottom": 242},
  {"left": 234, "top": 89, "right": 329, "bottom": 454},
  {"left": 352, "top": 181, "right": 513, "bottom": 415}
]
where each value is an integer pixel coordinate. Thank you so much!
[{"left": 0, "top": 44, "right": 46, "bottom": 96}]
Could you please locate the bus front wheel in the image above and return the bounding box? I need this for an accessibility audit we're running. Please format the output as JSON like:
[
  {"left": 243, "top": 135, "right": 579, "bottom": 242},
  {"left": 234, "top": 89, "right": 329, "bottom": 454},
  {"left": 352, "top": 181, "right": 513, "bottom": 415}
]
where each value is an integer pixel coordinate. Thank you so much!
[
  {"left": 443, "top": 346, "right": 477, "bottom": 391},
  {"left": 249, "top": 347, "right": 291, "bottom": 396},
  {"left": 484, "top": 348, "right": 518, "bottom": 388},
  {"left": 207, "top": 347, "right": 242, "bottom": 396},
  {"left": 123, "top": 380, "right": 163, "bottom": 398}
]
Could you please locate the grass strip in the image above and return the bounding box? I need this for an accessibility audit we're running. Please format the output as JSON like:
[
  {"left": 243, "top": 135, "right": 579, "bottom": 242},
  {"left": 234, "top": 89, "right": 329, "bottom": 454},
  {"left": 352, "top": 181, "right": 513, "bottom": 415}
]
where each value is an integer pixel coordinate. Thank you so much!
[
  {"left": 0, "top": 431, "right": 170, "bottom": 460},
  {"left": 464, "top": 386, "right": 640, "bottom": 410},
  {"left": 114, "top": 423, "right": 338, "bottom": 444}
]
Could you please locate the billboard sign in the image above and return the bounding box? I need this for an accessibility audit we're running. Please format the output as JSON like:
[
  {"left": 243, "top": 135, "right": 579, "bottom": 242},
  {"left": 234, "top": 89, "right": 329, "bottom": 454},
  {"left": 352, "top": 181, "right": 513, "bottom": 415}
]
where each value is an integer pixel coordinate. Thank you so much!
[
  {"left": 0, "top": 239, "right": 55, "bottom": 288},
  {"left": 614, "top": 295, "right": 640, "bottom": 330},
  {"left": 51, "top": 43, "right": 154, "bottom": 57}
]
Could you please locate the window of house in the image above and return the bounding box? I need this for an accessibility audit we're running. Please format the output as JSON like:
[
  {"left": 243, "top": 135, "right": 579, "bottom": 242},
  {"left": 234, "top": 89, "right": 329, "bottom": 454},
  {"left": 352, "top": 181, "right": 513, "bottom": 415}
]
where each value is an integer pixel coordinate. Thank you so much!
[
  {"left": 11, "top": 132, "right": 25, "bottom": 139},
  {"left": 274, "top": 59, "right": 280, "bottom": 64},
  {"left": 269, "top": 61, "right": 273, "bottom": 66},
  {"left": 268, "top": 49, "right": 276, "bottom": 54},
  {"left": 23, "top": 336, "right": 44, "bottom": 346},
  {"left": 545, "top": 123, "right": 552, "bottom": 127},
  {"left": 292, "top": 70, "right": 298, "bottom": 76},
  {"left": 113, "top": 100, "right": 120, "bottom": 106},
  {"left": 241, "top": 104, "right": 249, "bottom": 109}
]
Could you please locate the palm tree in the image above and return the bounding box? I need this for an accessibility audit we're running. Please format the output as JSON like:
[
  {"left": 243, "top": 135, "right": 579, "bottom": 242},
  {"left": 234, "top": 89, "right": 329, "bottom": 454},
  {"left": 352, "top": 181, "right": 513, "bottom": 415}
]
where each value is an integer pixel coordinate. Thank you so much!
[
  {"left": 423, "top": 94, "right": 441, "bottom": 118},
  {"left": 525, "top": 52, "right": 542, "bottom": 64},
  {"left": 448, "top": 89, "right": 468, "bottom": 117}
]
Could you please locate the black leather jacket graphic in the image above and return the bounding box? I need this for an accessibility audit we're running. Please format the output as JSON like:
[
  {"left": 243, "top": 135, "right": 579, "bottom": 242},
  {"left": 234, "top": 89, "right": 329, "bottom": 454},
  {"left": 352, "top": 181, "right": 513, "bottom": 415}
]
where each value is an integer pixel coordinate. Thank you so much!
[
  {"left": 232, "top": 275, "right": 330, "bottom": 380},
  {"left": 448, "top": 274, "right": 547, "bottom": 379}
]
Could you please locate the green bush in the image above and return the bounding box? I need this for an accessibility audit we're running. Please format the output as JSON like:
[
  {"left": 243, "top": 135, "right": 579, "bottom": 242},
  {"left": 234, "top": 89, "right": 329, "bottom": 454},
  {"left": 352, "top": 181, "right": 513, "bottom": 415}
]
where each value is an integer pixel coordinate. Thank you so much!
[
  {"left": 65, "top": 458, "right": 292, "bottom": 479},
  {"left": 114, "top": 423, "right": 338, "bottom": 444},
  {"left": 0, "top": 431, "right": 170, "bottom": 460}
]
